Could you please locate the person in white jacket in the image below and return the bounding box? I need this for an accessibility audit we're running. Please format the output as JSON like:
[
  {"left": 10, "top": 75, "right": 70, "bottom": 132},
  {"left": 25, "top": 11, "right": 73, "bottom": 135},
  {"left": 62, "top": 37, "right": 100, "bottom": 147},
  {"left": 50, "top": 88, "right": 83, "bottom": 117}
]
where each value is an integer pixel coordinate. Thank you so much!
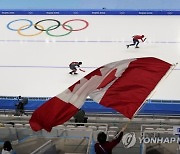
[{"left": 1, "top": 141, "right": 16, "bottom": 154}]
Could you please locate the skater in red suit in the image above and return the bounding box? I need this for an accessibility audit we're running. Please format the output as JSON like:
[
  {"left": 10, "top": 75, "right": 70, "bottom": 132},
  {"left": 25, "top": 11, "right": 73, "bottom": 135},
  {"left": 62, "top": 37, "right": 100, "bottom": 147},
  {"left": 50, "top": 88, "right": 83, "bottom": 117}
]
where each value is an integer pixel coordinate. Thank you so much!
[{"left": 127, "top": 35, "right": 146, "bottom": 48}]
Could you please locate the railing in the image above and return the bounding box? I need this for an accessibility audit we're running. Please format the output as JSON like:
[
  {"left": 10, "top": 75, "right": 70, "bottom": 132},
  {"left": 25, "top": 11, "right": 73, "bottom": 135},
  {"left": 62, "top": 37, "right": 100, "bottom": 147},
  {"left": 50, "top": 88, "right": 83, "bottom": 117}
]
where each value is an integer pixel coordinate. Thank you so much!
[
  {"left": 30, "top": 140, "right": 53, "bottom": 154},
  {"left": 0, "top": 122, "right": 105, "bottom": 153},
  {"left": 140, "top": 124, "right": 180, "bottom": 154}
]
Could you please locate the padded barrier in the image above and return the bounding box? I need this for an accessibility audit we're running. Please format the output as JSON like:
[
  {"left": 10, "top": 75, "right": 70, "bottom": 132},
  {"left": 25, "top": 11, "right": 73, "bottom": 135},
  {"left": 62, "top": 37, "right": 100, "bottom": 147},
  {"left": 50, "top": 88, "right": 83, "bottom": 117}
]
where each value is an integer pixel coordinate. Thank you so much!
[{"left": 0, "top": 97, "right": 180, "bottom": 116}]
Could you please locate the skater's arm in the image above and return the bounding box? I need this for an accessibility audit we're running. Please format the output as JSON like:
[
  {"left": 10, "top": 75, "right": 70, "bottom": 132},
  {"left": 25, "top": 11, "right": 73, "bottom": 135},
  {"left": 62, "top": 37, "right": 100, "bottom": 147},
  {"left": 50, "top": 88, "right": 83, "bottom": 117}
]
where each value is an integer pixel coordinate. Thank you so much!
[{"left": 142, "top": 38, "right": 146, "bottom": 42}]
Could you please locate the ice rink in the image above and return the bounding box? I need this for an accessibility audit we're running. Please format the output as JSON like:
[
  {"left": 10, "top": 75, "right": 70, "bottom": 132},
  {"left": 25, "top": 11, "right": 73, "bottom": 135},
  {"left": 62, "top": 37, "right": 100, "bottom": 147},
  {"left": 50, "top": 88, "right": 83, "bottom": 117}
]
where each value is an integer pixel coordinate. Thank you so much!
[{"left": 0, "top": 15, "right": 180, "bottom": 99}]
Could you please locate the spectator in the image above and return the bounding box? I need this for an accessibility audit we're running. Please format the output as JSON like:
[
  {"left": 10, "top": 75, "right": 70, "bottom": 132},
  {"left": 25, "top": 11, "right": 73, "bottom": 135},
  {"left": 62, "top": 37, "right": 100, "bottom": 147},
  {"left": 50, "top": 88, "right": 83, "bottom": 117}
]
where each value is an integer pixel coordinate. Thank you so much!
[
  {"left": 14, "top": 96, "right": 28, "bottom": 116},
  {"left": 6, "top": 122, "right": 15, "bottom": 127},
  {"left": 94, "top": 124, "right": 128, "bottom": 154},
  {"left": 74, "top": 109, "right": 88, "bottom": 126},
  {"left": 1, "top": 141, "right": 16, "bottom": 154}
]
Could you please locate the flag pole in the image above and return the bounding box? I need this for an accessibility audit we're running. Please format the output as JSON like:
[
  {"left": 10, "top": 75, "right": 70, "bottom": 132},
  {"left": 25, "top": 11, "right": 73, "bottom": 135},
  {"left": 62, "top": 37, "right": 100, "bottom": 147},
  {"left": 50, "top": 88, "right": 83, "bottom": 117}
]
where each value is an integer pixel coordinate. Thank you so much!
[
  {"left": 114, "top": 120, "right": 130, "bottom": 138},
  {"left": 131, "top": 62, "right": 178, "bottom": 120}
]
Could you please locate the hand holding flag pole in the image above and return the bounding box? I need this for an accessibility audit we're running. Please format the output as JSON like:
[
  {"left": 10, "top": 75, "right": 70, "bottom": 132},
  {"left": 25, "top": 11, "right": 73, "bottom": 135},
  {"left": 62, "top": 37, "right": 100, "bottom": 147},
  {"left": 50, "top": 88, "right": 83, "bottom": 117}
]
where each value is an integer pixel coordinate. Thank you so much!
[
  {"left": 121, "top": 122, "right": 129, "bottom": 132},
  {"left": 114, "top": 122, "right": 130, "bottom": 138}
]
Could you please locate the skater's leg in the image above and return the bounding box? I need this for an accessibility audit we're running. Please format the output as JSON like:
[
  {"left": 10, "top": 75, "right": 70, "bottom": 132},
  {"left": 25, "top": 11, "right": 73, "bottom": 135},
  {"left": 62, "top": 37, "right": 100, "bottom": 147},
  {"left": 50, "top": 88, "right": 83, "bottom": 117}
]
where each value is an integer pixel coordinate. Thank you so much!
[
  {"left": 135, "top": 40, "right": 140, "bottom": 48},
  {"left": 127, "top": 39, "right": 136, "bottom": 47}
]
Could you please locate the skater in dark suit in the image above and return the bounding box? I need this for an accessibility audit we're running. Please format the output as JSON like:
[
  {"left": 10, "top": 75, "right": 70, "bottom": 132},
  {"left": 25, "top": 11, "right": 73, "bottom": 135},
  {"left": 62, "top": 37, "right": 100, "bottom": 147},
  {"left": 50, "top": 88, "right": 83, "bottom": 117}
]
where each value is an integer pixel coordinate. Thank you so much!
[{"left": 69, "top": 62, "right": 82, "bottom": 75}]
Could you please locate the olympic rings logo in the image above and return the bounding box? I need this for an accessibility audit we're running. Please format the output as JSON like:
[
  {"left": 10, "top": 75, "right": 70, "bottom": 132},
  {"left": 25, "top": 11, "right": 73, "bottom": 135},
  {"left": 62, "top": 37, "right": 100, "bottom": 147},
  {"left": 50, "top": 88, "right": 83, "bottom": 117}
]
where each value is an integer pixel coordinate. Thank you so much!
[{"left": 7, "top": 19, "right": 89, "bottom": 37}]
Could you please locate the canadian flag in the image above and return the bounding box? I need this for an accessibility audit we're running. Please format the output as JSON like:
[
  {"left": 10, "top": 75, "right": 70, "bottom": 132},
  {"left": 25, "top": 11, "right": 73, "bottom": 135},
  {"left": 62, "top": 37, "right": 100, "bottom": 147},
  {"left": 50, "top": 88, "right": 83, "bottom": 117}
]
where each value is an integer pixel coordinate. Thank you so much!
[{"left": 29, "top": 57, "right": 172, "bottom": 132}]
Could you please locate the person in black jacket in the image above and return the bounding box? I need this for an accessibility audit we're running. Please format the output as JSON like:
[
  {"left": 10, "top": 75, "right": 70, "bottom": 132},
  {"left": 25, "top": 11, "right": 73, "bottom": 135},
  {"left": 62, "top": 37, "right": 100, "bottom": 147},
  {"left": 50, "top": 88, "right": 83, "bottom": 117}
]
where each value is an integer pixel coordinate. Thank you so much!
[{"left": 15, "top": 96, "right": 28, "bottom": 116}]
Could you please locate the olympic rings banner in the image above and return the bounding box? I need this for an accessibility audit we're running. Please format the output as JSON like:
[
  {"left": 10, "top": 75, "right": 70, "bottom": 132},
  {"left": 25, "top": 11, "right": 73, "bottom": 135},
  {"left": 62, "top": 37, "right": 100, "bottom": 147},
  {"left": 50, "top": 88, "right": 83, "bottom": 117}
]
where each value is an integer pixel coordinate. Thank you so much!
[{"left": 7, "top": 18, "right": 89, "bottom": 37}]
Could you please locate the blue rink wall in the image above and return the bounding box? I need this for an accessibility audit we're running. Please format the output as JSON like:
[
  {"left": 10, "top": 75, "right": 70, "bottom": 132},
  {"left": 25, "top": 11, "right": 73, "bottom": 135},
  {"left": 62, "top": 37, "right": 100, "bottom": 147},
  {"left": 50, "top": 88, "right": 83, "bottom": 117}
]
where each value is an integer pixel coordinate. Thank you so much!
[
  {"left": 0, "top": 97, "right": 180, "bottom": 116},
  {"left": 0, "top": 0, "right": 180, "bottom": 15}
]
